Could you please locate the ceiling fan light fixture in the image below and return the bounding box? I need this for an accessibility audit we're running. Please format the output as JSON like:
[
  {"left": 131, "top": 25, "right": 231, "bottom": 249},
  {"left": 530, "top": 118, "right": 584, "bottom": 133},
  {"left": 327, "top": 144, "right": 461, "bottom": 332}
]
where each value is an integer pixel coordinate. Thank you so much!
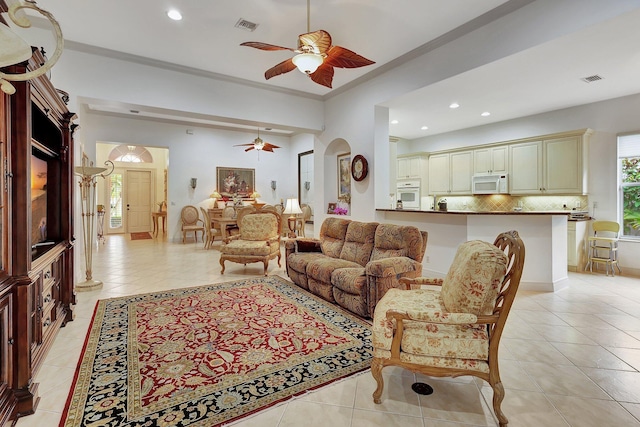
[{"left": 292, "top": 53, "right": 323, "bottom": 74}]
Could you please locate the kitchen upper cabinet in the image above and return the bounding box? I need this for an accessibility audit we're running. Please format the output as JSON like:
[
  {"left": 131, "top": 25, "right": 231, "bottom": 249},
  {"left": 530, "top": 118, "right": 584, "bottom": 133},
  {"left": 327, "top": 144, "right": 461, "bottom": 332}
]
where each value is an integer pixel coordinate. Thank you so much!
[
  {"left": 509, "top": 141, "right": 542, "bottom": 194},
  {"left": 545, "top": 136, "right": 583, "bottom": 193},
  {"left": 397, "top": 155, "right": 426, "bottom": 179},
  {"left": 473, "top": 145, "right": 508, "bottom": 175},
  {"left": 509, "top": 132, "right": 589, "bottom": 195},
  {"left": 428, "top": 153, "right": 449, "bottom": 194},
  {"left": 428, "top": 151, "right": 473, "bottom": 195}
]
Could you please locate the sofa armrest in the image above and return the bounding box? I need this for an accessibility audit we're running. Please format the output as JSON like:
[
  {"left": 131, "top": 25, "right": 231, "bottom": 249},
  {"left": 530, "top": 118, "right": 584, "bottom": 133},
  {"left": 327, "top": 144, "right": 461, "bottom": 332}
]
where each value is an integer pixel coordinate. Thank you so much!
[
  {"left": 285, "top": 238, "right": 322, "bottom": 258},
  {"left": 365, "top": 257, "right": 421, "bottom": 278},
  {"left": 364, "top": 257, "right": 424, "bottom": 317}
]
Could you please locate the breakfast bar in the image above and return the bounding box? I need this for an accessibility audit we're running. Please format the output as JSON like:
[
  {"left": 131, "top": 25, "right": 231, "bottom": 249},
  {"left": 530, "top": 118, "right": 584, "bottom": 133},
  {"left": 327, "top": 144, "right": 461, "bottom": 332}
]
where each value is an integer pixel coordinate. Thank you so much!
[{"left": 375, "top": 209, "right": 571, "bottom": 292}]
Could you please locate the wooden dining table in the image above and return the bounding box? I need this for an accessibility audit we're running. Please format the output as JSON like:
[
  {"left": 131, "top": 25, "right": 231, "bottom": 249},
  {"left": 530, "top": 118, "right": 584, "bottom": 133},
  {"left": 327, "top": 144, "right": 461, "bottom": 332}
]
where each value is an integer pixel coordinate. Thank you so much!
[{"left": 211, "top": 217, "right": 238, "bottom": 240}]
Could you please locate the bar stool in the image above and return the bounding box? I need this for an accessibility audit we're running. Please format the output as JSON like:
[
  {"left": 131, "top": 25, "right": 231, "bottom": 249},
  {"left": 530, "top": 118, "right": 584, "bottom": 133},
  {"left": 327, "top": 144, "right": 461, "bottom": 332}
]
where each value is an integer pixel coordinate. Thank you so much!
[{"left": 585, "top": 220, "right": 622, "bottom": 276}]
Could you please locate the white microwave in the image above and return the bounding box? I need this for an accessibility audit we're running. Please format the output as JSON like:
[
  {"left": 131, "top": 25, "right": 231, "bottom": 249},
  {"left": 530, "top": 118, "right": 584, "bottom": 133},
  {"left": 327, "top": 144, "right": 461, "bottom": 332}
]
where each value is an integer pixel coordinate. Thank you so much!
[{"left": 472, "top": 174, "right": 509, "bottom": 194}]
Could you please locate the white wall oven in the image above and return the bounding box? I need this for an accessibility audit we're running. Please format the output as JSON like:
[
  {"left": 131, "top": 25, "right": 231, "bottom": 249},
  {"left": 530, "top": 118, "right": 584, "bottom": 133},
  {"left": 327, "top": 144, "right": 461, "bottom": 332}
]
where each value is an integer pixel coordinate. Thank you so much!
[{"left": 397, "top": 180, "right": 421, "bottom": 210}]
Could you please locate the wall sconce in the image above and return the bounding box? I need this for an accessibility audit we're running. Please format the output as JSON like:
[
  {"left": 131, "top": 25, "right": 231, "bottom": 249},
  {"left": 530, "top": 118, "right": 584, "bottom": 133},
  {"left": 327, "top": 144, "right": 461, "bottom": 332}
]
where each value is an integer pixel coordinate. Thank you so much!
[
  {"left": 271, "top": 180, "right": 277, "bottom": 190},
  {"left": 304, "top": 181, "right": 311, "bottom": 191},
  {"left": 190, "top": 178, "right": 197, "bottom": 189}
]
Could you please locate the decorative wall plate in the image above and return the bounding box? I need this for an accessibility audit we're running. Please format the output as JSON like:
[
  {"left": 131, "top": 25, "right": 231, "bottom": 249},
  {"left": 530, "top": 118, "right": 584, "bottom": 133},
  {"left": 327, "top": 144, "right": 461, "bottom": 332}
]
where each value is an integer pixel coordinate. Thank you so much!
[{"left": 351, "top": 154, "right": 368, "bottom": 181}]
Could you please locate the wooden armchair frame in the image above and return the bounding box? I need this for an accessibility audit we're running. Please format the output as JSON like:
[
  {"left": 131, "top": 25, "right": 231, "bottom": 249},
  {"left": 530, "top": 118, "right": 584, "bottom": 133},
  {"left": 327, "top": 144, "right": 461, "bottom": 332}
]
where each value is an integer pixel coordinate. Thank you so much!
[{"left": 371, "top": 230, "right": 525, "bottom": 427}]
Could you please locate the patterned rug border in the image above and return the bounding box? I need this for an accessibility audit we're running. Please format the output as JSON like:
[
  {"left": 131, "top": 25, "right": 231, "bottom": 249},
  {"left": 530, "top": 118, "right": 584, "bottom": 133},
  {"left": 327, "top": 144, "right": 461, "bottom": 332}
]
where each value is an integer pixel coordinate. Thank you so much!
[{"left": 60, "top": 275, "right": 372, "bottom": 427}]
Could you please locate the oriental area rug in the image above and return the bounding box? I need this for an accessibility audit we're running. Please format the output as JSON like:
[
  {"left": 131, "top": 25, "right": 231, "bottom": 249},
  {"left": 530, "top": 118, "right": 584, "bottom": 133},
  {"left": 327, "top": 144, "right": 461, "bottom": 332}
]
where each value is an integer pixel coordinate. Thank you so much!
[{"left": 60, "top": 276, "right": 372, "bottom": 427}]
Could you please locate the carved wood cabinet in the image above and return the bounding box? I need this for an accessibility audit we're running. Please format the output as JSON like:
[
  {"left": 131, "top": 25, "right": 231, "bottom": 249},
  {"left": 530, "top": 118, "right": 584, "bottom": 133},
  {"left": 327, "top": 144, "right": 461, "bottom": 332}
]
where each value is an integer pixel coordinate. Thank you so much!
[{"left": 0, "top": 47, "right": 76, "bottom": 424}]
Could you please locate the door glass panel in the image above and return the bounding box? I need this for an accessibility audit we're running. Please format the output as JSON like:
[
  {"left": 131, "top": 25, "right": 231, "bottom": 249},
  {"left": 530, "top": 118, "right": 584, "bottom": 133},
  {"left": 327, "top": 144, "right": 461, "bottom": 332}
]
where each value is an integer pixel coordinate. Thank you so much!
[{"left": 109, "top": 173, "right": 123, "bottom": 229}]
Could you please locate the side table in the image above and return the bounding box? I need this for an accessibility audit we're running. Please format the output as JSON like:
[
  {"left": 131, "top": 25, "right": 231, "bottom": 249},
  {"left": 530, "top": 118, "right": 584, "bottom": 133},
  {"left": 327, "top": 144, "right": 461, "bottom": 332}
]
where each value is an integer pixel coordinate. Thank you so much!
[{"left": 152, "top": 211, "right": 167, "bottom": 236}]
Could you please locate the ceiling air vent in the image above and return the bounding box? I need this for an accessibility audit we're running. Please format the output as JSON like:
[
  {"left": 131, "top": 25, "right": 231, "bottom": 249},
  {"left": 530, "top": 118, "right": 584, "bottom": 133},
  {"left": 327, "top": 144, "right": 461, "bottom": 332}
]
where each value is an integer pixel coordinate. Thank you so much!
[
  {"left": 235, "top": 18, "right": 258, "bottom": 32},
  {"left": 581, "top": 74, "right": 604, "bottom": 83}
]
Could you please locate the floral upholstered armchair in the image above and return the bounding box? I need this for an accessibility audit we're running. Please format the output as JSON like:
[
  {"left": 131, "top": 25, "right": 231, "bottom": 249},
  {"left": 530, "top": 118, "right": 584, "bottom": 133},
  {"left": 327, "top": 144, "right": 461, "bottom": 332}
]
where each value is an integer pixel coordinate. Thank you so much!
[
  {"left": 371, "top": 231, "right": 525, "bottom": 427},
  {"left": 219, "top": 211, "right": 282, "bottom": 276}
]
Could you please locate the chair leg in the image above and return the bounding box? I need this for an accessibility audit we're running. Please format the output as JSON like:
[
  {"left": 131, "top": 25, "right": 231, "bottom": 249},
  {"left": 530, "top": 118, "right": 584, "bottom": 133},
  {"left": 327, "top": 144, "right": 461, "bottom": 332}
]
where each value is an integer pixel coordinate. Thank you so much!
[
  {"left": 220, "top": 258, "right": 226, "bottom": 274},
  {"left": 263, "top": 260, "right": 269, "bottom": 276},
  {"left": 371, "top": 357, "right": 385, "bottom": 404},
  {"left": 490, "top": 379, "right": 508, "bottom": 427}
]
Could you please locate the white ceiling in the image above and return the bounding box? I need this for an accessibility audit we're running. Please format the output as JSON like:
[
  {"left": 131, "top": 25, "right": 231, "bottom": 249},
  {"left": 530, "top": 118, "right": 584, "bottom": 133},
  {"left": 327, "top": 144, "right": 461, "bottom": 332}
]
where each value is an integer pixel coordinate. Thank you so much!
[{"left": 12, "top": 0, "right": 640, "bottom": 140}]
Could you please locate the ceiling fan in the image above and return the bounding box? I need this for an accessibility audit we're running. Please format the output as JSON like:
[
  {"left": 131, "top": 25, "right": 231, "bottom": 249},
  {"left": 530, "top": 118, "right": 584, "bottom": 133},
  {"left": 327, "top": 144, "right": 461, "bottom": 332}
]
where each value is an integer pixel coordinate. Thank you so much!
[
  {"left": 240, "top": 0, "right": 374, "bottom": 88},
  {"left": 234, "top": 129, "right": 280, "bottom": 153}
]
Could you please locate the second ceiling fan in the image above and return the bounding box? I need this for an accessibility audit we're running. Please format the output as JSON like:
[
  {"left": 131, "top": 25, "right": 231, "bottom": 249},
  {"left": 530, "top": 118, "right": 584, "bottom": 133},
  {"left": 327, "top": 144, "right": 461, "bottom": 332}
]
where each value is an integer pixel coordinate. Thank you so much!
[{"left": 240, "top": 0, "right": 375, "bottom": 88}]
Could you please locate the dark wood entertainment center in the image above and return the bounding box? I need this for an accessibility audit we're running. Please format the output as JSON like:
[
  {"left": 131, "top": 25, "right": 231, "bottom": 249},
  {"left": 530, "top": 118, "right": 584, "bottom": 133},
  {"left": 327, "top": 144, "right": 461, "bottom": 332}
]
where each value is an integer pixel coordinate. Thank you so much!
[{"left": 0, "top": 22, "right": 76, "bottom": 424}]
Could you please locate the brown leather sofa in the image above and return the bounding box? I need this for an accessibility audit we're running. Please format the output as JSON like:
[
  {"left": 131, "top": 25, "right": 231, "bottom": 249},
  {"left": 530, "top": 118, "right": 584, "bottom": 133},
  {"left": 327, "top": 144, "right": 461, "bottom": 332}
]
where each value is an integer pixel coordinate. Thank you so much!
[{"left": 285, "top": 218, "right": 428, "bottom": 318}]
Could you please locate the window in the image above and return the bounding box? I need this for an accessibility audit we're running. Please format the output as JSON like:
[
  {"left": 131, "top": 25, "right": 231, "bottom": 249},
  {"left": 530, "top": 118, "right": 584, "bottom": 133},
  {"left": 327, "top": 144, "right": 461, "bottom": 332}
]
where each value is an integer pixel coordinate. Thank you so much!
[
  {"left": 618, "top": 134, "right": 640, "bottom": 238},
  {"left": 108, "top": 145, "right": 153, "bottom": 163}
]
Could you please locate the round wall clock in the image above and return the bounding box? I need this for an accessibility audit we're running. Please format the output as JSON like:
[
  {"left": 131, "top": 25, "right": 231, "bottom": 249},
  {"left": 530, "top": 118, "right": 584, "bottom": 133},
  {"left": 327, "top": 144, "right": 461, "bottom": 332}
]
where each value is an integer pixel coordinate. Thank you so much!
[{"left": 351, "top": 154, "right": 368, "bottom": 181}]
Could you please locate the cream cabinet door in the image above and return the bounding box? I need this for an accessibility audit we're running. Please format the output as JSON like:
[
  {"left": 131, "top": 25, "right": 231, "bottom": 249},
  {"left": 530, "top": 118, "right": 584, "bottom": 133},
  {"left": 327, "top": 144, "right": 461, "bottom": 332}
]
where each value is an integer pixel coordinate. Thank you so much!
[
  {"left": 450, "top": 150, "right": 473, "bottom": 194},
  {"left": 510, "top": 141, "right": 542, "bottom": 194},
  {"left": 474, "top": 145, "right": 508, "bottom": 175},
  {"left": 544, "top": 136, "right": 582, "bottom": 193},
  {"left": 397, "top": 156, "right": 421, "bottom": 179},
  {"left": 428, "top": 153, "right": 450, "bottom": 194}
]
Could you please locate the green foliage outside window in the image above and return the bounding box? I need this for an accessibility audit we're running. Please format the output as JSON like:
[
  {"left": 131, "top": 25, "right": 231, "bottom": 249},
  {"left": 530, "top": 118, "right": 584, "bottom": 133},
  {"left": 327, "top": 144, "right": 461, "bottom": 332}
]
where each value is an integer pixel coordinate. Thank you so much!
[{"left": 622, "top": 157, "right": 640, "bottom": 236}]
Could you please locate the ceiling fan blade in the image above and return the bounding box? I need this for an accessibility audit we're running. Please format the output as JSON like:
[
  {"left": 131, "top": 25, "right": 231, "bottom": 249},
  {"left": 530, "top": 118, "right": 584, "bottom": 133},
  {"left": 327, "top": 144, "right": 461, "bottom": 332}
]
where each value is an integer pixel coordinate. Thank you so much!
[
  {"left": 245, "top": 146, "right": 255, "bottom": 152},
  {"left": 265, "top": 143, "right": 280, "bottom": 149},
  {"left": 234, "top": 143, "right": 256, "bottom": 147},
  {"left": 309, "top": 63, "right": 335, "bottom": 88},
  {"left": 265, "top": 58, "right": 297, "bottom": 80},
  {"left": 262, "top": 146, "right": 274, "bottom": 152},
  {"left": 325, "top": 45, "right": 375, "bottom": 69},
  {"left": 240, "top": 41, "right": 294, "bottom": 52},
  {"left": 298, "top": 30, "right": 332, "bottom": 54}
]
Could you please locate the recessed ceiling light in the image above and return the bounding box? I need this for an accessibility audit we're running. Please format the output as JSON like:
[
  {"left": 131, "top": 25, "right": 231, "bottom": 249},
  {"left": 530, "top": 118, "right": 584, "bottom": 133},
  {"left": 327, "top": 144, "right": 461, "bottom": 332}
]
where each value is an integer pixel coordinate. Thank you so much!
[
  {"left": 449, "top": 102, "right": 460, "bottom": 109},
  {"left": 421, "top": 126, "right": 429, "bottom": 130},
  {"left": 481, "top": 111, "right": 491, "bottom": 117},
  {"left": 167, "top": 9, "right": 183, "bottom": 21},
  {"left": 390, "top": 120, "right": 399, "bottom": 124}
]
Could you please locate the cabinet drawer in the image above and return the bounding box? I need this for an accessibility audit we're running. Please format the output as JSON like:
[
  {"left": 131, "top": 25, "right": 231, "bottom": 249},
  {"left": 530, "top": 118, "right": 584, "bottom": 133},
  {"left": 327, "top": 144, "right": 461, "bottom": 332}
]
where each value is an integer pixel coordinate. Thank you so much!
[{"left": 41, "top": 304, "right": 56, "bottom": 338}]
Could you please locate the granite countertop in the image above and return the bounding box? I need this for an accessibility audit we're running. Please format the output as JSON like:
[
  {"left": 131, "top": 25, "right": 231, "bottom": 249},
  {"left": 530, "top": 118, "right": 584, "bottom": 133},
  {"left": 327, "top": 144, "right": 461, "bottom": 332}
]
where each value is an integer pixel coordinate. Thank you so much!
[{"left": 376, "top": 208, "right": 575, "bottom": 216}]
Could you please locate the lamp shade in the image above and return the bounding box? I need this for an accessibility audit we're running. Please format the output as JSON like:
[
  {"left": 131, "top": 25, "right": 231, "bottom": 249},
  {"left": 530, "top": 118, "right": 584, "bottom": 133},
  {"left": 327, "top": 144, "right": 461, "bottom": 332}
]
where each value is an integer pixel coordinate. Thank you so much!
[
  {"left": 283, "top": 198, "right": 302, "bottom": 215},
  {"left": 250, "top": 191, "right": 261, "bottom": 199},
  {"left": 292, "top": 53, "right": 323, "bottom": 74},
  {"left": 210, "top": 191, "right": 221, "bottom": 199}
]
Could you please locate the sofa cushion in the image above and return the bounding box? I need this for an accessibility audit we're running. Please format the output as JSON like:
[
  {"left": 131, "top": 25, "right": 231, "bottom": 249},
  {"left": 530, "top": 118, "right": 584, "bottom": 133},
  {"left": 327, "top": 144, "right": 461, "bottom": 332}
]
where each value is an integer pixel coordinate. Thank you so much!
[
  {"left": 331, "top": 267, "right": 366, "bottom": 295},
  {"left": 319, "top": 218, "right": 351, "bottom": 258},
  {"left": 440, "top": 240, "right": 508, "bottom": 316},
  {"left": 370, "top": 224, "right": 424, "bottom": 262},
  {"left": 287, "top": 252, "right": 329, "bottom": 275},
  {"left": 306, "top": 257, "right": 363, "bottom": 285},
  {"left": 339, "top": 221, "right": 378, "bottom": 266}
]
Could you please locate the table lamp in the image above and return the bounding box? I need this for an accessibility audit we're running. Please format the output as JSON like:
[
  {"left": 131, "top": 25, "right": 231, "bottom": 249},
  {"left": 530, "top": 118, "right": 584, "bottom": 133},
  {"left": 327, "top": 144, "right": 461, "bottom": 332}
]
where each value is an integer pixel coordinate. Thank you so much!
[
  {"left": 283, "top": 197, "right": 302, "bottom": 238},
  {"left": 210, "top": 190, "right": 222, "bottom": 208}
]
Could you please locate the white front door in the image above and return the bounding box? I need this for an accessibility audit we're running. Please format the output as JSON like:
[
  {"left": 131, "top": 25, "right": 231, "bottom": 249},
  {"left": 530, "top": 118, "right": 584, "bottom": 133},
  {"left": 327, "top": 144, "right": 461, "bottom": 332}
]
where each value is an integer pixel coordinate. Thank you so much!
[{"left": 126, "top": 170, "right": 153, "bottom": 233}]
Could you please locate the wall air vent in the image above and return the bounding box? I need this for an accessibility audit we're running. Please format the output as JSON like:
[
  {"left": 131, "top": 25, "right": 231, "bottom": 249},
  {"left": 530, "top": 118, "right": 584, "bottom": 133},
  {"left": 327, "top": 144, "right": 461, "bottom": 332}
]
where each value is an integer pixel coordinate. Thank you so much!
[
  {"left": 235, "top": 18, "right": 258, "bottom": 32},
  {"left": 581, "top": 74, "right": 604, "bottom": 83}
]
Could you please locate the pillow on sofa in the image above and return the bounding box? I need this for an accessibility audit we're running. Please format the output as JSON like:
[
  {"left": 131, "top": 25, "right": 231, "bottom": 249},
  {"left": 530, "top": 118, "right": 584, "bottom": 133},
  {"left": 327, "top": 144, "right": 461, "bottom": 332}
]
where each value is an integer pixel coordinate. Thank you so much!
[
  {"left": 339, "top": 221, "right": 378, "bottom": 266},
  {"left": 440, "top": 240, "right": 508, "bottom": 316},
  {"left": 319, "top": 218, "right": 351, "bottom": 258}
]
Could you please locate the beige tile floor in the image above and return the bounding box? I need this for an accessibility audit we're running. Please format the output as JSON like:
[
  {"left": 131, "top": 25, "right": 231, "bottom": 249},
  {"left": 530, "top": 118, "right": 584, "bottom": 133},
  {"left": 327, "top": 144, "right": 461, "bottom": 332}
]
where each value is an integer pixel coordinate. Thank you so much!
[{"left": 15, "top": 229, "right": 640, "bottom": 427}]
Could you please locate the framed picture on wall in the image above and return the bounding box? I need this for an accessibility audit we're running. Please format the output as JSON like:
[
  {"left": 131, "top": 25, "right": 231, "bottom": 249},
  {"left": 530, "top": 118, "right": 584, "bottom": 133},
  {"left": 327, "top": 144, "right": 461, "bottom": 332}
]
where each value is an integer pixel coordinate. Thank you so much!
[
  {"left": 216, "top": 167, "right": 255, "bottom": 198},
  {"left": 327, "top": 202, "right": 337, "bottom": 214},
  {"left": 337, "top": 152, "right": 351, "bottom": 199}
]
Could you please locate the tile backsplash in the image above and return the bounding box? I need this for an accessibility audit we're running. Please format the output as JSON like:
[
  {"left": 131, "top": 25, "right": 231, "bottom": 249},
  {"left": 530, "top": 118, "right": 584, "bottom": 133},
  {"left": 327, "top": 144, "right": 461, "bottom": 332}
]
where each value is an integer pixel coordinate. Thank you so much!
[{"left": 425, "top": 195, "right": 589, "bottom": 212}]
